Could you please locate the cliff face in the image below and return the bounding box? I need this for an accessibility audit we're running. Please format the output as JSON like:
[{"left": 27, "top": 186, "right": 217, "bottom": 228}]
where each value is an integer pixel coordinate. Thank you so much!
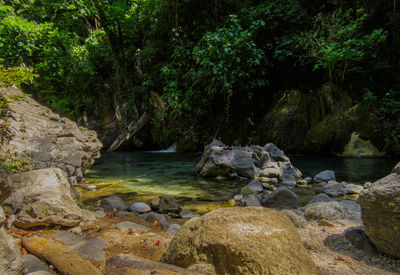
[{"left": 0, "top": 85, "right": 102, "bottom": 183}]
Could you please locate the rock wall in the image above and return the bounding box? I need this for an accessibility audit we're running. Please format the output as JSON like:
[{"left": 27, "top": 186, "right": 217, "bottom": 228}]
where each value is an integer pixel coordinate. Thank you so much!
[{"left": 0, "top": 86, "right": 102, "bottom": 182}]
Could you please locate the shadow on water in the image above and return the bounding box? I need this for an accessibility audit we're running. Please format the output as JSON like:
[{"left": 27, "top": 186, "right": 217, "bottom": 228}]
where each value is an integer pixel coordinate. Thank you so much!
[{"left": 84, "top": 151, "right": 398, "bottom": 211}]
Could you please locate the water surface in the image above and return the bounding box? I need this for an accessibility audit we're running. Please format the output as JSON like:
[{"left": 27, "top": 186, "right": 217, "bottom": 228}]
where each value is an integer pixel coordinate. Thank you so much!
[{"left": 83, "top": 151, "right": 398, "bottom": 212}]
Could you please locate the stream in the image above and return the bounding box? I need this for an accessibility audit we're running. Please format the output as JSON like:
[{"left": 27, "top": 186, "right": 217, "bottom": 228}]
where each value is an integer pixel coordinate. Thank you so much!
[{"left": 81, "top": 151, "right": 398, "bottom": 213}]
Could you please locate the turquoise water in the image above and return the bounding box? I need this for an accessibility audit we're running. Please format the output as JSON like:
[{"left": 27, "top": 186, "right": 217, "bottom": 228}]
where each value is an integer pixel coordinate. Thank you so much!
[{"left": 83, "top": 151, "right": 398, "bottom": 212}]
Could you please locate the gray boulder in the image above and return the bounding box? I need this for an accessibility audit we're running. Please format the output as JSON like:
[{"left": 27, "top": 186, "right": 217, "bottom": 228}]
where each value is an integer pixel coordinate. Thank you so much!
[
  {"left": 307, "top": 193, "right": 332, "bottom": 205},
  {"left": 339, "top": 200, "right": 361, "bottom": 221},
  {"left": 344, "top": 226, "right": 377, "bottom": 254},
  {"left": 241, "top": 179, "right": 264, "bottom": 194},
  {"left": 3, "top": 168, "right": 82, "bottom": 228},
  {"left": 158, "top": 194, "right": 181, "bottom": 214},
  {"left": 262, "top": 186, "right": 300, "bottom": 210},
  {"left": 344, "top": 184, "right": 364, "bottom": 194},
  {"left": 314, "top": 170, "right": 336, "bottom": 183},
  {"left": 139, "top": 212, "right": 169, "bottom": 229},
  {"left": 195, "top": 140, "right": 302, "bottom": 181},
  {"left": 129, "top": 202, "right": 151, "bottom": 213},
  {"left": 22, "top": 254, "right": 51, "bottom": 274},
  {"left": 242, "top": 194, "right": 262, "bottom": 206},
  {"left": 321, "top": 180, "right": 345, "bottom": 197},
  {"left": 100, "top": 195, "right": 129, "bottom": 211},
  {"left": 304, "top": 201, "right": 345, "bottom": 221},
  {"left": 359, "top": 168, "right": 400, "bottom": 258},
  {"left": 281, "top": 209, "right": 308, "bottom": 228},
  {"left": 0, "top": 227, "right": 24, "bottom": 274},
  {"left": 0, "top": 86, "right": 102, "bottom": 183}
]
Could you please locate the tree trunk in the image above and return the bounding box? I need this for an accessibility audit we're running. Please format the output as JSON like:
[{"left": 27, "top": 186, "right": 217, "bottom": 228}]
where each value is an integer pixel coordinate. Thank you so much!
[{"left": 107, "top": 112, "right": 150, "bottom": 152}]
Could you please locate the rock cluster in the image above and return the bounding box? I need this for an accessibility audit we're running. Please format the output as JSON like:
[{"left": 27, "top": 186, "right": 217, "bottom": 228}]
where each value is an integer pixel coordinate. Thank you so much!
[
  {"left": 0, "top": 86, "right": 102, "bottom": 183},
  {"left": 195, "top": 140, "right": 302, "bottom": 181},
  {"left": 359, "top": 162, "right": 400, "bottom": 258}
]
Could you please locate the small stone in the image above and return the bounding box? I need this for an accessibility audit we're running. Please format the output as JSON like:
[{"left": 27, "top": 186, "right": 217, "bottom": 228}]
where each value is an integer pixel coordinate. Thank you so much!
[
  {"left": 307, "top": 193, "right": 332, "bottom": 205},
  {"left": 305, "top": 177, "right": 312, "bottom": 183},
  {"left": 245, "top": 179, "right": 264, "bottom": 192},
  {"left": 344, "top": 184, "right": 363, "bottom": 194},
  {"left": 282, "top": 179, "right": 297, "bottom": 187},
  {"left": 114, "top": 221, "right": 149, "bottom": 231},
  {"left": 158, "top": 194, "right": 181, "bottom": 214},
  {"left": 69, "top": 237, "right": 107, "bottom": 261},
  {"left": 53, "top": 231, "right": 86, "bottom": 245},
  {"left": 129, "top": 202, "right": 151, "bottom": 213},
  {"left": 262, "top": 186, "right": 300, "bottom": 210},
  {"left": 364, "top": 182, "right": 372, "bottom": 189},
  {"left": 321, "top": 180, "right": 345, "bottom": 197},
  {"left": 179, "top": 210, "right": 201, "bottom": 219},
  {"left": 233, "top": 194, "right": 243, "bottom": 202},
  {"left": 150, "top": 196, "right": 161, "bottom": 210},
  {"left": 86, "top": 185, "right": 96, "bottom": 190},
  {"left": 23, "top": 254, "right": 51, "bottom": 273},
  {"left": 314, "top": 170, "right": 336, "bottom": 183},
  {"left": 93, "top": 210, "right": 106, "bottom": 219},
  {"left": 243, "top": 194, "right": 262, "bottom": 206},
  {"left": 165, "top": 223, "right": 181, "bottom": 236}
]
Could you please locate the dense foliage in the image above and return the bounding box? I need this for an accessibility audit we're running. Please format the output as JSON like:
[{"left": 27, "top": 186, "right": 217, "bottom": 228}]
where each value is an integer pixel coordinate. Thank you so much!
[{"left": 0, "top": 0, "right": 399, "bottom": 153}]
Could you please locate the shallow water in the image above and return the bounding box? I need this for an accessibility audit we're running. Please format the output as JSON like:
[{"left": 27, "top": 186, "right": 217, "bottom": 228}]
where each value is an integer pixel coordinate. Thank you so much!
[{"left": 83, "top": 151, "right": 398, "bottom": 212}]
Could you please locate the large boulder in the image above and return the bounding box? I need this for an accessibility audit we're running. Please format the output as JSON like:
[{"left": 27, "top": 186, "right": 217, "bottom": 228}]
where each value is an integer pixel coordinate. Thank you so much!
[
  {"left": 304, "top": 201, "right": 345, "bottom": 221},
  {"left": 359, "top": 164, "right": 400, "bottom": 258},
  {"left": 3, "top": 168, "right": 82, "bottom": 228},
  {"left": 161, "top": 207, "right": 316, "bottom": 275},
  {"left": 195, "top": 140, "right": 302, "bottom": 181},
  {"left": 0, "top": 86, "right": 102, "bottom": 182},
  {"left": 0, "top": 227, "right": 25, "bottom": 274}
]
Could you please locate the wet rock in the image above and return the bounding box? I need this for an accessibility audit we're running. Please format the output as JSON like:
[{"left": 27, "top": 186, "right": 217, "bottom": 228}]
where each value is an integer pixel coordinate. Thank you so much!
[
  {"left": 307, "top": 193, "right": 332, "bottom": 205},
  {"left": 158, "top": 194, "right": 181, "bottom": 214},
  {"left": 114, "top": 221, "right": 149, "bottom": 231},
  {"left": 179, "top": 210, "right": 201, "bottom": 219},
  {"left": 344, "top": 226, "right": 377, "bottom": 254},
  {"left": 100, "top": 195, "right": 129, "bottom": 211},
  {"left": 339, "top": 200, "right": 361, "bottom": 221},
  {"left": 53, "top": 232, "right": 86, "bottom": 245},
  {"left": 69, "top": 237, "right": 107, "bottom": 261},
  {"left": 0, "top": 86, "right": 102, "bottom": 181},
  {"left": 3, "top": 168, "right": 82, "bottom": 228},
  {"left": 129, "top": 202, "right": 151, "bottom": 213},
  {"left": 344, "top": 183, "right": 364, "bottom": 194},
  {"left": 241, "top": 179, "right": 263, "bottom": 194},
  {"left": 22, "top": 254, "right": 51, "bottom": 273},
  {"left": 281, "top": 209, "right": 308, "bottom": 228},
  {"left": 262, "top": 186, "right": 300, "bottom": 210},
  {"left": 139, "top": 212, "right": 168, "bottom": 229},
  {"left": 22, "top": 235, "right": 101, "bottom": 275},
  {"left": 149, "top": 196, "right": 160, "bottom": 211},
  {"left": 161, "top": 207, "right": 317, "bottom": 275},
  {"left": 359, "top": 168, "right": 400, "bottom": 258},
  {"left": 105, "top": 254, "right": 199, "bottom": 275},
  {"left": 93, "top": 210, "right": 106, "bottom": 219},
  {"left": 282, "top": 179, "right": 297, "bottom": 187},
  {"left": 321, "top": 180, "right": 345, "bottom": 197},
  {"left": 314, "top": 170, "right": 336, "bottom": 183},
  {"left": 0, "top": 227, "right": 24, "bottom": 274},
  {"left": 242, "top": 194, "right": 262, "bottom": 206},
  {"left": 165, "top": 223, "right": 181, "bottom": 236},
  {"left": 195, "top": 140, "right": 302, "bottom": 181},
  {"left": 304, "top": 201, "right": 345, "bottom": 221}
]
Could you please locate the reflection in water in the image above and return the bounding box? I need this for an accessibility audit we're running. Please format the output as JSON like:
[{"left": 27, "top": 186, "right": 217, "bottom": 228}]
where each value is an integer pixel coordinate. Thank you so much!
[{"left": 84, "top": 152, "right": 398, "bottom": 212}]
